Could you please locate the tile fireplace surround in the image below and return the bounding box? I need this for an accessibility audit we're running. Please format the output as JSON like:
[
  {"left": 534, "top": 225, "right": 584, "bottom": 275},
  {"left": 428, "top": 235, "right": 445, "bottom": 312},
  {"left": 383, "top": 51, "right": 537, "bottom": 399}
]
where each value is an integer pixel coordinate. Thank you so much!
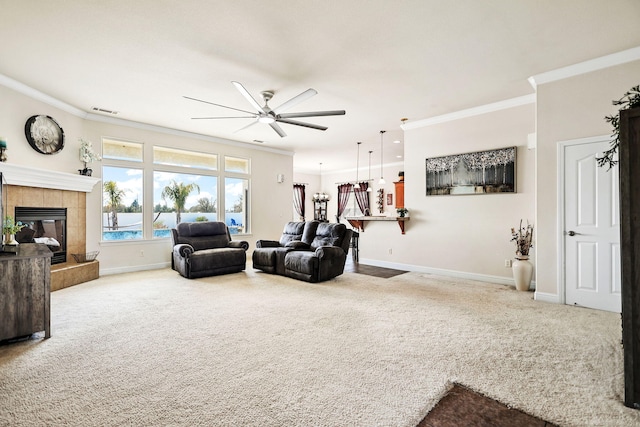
[{"left": 0, "top": 164, "right": 100, "bottom": 291}]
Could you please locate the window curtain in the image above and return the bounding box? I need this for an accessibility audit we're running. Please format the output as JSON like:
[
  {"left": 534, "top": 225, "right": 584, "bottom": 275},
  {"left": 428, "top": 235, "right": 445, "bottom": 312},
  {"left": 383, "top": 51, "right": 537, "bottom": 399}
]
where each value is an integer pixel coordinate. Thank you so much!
[
  {"left": 336, "top": 183, "right": 353, "bottom": 222},
  {"left": 354, "top": 182, "right": 371, "bottom": 216},
  {"left": 293, "top": 184, "right": 306, "bottom": 220}
]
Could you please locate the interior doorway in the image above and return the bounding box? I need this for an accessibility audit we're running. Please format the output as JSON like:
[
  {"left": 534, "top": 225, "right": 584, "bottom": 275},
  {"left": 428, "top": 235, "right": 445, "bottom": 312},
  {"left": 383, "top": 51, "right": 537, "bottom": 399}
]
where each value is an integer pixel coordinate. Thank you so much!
[{"left": 559, "top": 136, "right": 621, "bottom": 313}]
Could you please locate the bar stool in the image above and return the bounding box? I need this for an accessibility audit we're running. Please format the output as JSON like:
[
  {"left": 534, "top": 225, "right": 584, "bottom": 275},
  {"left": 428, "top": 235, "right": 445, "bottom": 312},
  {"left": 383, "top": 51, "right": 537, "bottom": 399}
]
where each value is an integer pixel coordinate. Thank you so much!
[{"left": 350, "top": 231, "right": 359, "bottom": 262}]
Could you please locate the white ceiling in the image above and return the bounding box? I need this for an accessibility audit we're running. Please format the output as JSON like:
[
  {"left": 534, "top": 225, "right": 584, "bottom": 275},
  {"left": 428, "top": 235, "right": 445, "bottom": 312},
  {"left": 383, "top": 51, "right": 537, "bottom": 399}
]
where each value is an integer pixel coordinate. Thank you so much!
[{"left": 1, "top": 1, "right": 639, "bottom": 173}]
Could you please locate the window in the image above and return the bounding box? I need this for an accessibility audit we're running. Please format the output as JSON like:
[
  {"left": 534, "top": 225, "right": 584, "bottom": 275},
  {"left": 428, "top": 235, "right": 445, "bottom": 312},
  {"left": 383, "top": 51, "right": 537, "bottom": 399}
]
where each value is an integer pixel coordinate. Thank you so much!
[
  {"left": 225, "top": 177, "right": 248, "bottom": 234},
  {"left": 102, "top": 140, "right": 250, "bottom": 241},
  {"left": 103, "top": 138, "right": 143, "bottom": 162},
  {"left": 153, "top": 171, "right": 217, "bottom": 234},
  {"left": 102, "top": 166, "right": 143, "bottom": 240},
  {"left": 154, "top": 146, "right": 217, "bottom": 170},
  {"left": 225, "top": 156, "right": 249, "bottom": 174}
]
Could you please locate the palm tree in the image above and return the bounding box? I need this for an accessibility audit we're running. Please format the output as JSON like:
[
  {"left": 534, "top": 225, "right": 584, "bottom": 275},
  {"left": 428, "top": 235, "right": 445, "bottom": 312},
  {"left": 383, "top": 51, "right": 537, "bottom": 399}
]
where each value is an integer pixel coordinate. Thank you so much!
[
  {"left": 161, "top": 180, "right": 200, "bottom": 224},
  {"left": 103, "top": 181, "right": 127, "bottom": 230}
]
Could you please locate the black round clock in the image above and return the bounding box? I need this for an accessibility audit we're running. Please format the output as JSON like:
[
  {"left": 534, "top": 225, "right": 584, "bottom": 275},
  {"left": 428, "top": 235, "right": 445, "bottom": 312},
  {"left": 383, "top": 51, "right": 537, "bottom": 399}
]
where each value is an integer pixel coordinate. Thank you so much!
[{"left": 24, "top": 115, "right": 65, "bottom": 154}]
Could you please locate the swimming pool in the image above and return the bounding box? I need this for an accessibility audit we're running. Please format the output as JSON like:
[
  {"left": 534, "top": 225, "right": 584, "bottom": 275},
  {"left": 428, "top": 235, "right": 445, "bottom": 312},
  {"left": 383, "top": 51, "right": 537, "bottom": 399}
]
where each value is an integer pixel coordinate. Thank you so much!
[
  {"left": 102, "top": 229, "right": 172, "bottom": 240},
  {"left": 103, "top": 225, "right": 242, "bottom": 241}
]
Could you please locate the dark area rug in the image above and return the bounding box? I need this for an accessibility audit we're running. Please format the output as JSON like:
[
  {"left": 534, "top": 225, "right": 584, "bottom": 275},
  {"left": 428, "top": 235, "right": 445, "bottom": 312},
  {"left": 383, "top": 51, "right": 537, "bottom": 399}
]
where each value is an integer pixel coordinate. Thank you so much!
[
  {"left": 418, "top": 383, "right": 558, "bottom": 427},
  {"left": 344, "top": 260, "right": 408, "bottom": 278}
]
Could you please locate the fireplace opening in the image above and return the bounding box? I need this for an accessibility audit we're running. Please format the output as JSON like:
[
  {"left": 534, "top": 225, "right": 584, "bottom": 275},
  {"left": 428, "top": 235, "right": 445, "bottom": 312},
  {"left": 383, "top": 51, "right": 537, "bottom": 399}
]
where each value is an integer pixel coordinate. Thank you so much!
[{"left": 14, "top": 207, "right": 67, "bottom": 264}]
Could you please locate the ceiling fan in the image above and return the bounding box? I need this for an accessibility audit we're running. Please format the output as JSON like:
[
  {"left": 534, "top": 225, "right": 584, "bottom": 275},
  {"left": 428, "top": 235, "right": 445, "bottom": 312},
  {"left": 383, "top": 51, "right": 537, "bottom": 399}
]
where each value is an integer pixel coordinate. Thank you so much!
[{"left": 184, "top": 81, "right": 345, "bottom": 138}]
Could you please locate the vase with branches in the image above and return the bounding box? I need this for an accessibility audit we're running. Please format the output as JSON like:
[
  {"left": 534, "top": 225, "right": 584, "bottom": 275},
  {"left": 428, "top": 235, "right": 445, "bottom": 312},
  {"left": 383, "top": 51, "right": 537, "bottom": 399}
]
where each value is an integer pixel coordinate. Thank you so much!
[{"left": 511, "top": 219, "right": 533, "bottom": 259}]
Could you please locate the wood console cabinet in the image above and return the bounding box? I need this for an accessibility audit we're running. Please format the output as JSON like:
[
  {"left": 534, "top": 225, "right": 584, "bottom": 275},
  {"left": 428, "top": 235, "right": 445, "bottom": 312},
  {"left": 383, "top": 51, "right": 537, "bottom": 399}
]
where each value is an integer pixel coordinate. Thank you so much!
[
  {"left": 394, "top": 181, "right": 404, "bottom": 209},
  {"left": 619, "top": 107, "right": 640, "bottom": 409},
  {"left": 0, "top": 244, "right": 52, "bottom": 341}
]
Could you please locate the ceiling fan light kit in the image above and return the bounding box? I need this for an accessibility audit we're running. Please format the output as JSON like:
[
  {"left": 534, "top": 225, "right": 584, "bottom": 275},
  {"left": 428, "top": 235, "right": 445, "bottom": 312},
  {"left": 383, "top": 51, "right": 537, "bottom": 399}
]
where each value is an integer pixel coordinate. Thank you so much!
[
  {"left": 258, "top": 116, "right": 275, "bottom": 124},
  {"left": 185, "top": 81, "right": 345, "bottom": 138}
]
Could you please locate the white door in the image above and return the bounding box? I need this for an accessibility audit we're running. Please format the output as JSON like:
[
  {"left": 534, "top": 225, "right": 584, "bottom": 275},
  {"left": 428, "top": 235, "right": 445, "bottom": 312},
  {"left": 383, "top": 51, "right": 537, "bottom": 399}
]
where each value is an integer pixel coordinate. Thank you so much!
[{"left": 563, "top": 138, "right": 621, "bottom": 312}]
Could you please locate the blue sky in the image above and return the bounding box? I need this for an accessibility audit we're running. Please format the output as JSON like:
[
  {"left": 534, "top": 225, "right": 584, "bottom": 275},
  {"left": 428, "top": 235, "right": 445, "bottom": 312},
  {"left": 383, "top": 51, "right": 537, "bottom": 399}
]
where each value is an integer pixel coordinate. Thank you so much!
[{"left": 103, "top": 166, "right": 243, "bottom": 210}]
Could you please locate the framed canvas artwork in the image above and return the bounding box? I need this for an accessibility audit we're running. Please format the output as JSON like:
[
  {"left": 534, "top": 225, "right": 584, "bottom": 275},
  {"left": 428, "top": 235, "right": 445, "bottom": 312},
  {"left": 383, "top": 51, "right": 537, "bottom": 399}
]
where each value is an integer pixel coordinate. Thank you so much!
[{"left": 425, "top": 146, "right": 516, "bottom": 196}]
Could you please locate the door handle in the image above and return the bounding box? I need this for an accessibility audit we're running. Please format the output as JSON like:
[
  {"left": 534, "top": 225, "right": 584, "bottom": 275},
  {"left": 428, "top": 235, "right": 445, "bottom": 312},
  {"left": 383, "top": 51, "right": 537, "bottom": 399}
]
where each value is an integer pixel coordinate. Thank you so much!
[{"left": 567, "top": 230, "right": 578, "bottom": 236}]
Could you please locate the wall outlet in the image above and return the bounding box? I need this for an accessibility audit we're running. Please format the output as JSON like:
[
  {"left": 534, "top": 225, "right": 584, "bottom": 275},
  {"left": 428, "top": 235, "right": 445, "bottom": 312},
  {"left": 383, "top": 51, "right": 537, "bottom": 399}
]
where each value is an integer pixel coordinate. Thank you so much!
[
  {"left": 388, "top": 248, "right": 393, "bottom": 255},
  {"left": 140, "top": 250, "right": 144, "bottom": 257},
  {"left": 505, "top": 259, "right": 512, "bottom": 268}
]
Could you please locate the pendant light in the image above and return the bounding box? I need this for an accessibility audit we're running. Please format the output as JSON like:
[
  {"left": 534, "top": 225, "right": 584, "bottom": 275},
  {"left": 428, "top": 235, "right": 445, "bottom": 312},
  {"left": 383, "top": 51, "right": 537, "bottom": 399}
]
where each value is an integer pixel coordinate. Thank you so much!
[
  {"left": 356, "top": 142, "right": 361, "bottom": 184},
  {"left": 313, "top": 162, "right": 330, "bottom": 202},
  {"left": 379, "top": 130, "right": 386, "bottom": 185},
  {"left": 367, "top": 150, "right": 373, "bottom": 192}
]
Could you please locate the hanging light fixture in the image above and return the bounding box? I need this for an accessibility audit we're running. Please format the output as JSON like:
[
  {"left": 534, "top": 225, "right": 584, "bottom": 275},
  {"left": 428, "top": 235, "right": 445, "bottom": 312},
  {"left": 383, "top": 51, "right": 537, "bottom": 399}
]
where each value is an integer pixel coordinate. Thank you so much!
[
  {"left": 379, "top": 130, "right": 386, "bottom": 185},
  {"left": 313, "top": 162, "right": 330, "bottom": 202},
  {"left": 356, "top": 142, "right": 361, "bottom": 184},
  {"left": 367, "top": 150, "right": 373, "bottom": 192}
]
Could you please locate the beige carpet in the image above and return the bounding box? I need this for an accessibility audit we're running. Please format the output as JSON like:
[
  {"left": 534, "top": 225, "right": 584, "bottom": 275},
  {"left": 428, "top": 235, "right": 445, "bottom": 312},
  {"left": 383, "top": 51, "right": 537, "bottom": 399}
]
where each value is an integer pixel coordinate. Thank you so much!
[{"left": 0, "top": 267, "right": 638, "bottom": 427}]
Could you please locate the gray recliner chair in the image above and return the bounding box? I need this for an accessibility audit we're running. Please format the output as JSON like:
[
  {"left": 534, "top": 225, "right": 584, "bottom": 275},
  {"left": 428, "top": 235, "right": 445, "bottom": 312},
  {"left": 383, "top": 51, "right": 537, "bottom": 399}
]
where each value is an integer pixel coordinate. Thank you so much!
[
  {"left": 253, "top": 221, "right": 351, "bottom": 283},
  {"left": 171, "top": 221, "right": 249, "bottom": 279},
  {"left": 283, "top": 222, "right": 352, "bottom": 283},
  {"left": 252, "top": 221, "right": 318, "bottom": 274}
]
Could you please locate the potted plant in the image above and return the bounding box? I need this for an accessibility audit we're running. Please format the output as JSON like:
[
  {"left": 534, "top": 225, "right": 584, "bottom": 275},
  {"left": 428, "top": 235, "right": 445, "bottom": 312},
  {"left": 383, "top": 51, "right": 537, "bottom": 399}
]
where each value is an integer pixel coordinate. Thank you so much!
[
  {"left": 397, "top": 208, "right": 409, "bottom": 217},
  {"left": 78, "top": 137, "right": 101, "bottom": 176},
  {"left": 3, "top": 216, "right": 25, "bottom": 246},
  {"left": 597, "top": 85, "right": 640, "bottom": 169}
]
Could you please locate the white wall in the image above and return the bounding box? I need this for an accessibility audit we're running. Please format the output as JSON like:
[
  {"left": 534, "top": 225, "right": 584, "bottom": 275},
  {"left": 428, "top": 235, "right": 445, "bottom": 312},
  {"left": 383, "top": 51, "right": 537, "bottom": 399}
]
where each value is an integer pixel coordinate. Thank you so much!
[
  {"left": 5, "top": 57, "right": 637, "bottom": 289},
  {"left": 294, "top": 104, "right": 534, "bottom": 285},
  {"left": 1, "top": 83, "right": 294, "bottom": 275},
  {"left": 389, "top": 104, "right": 535, "bottom": 280},
  {"left": 534, "top": 59, "right": 640, "bottom": 298}
]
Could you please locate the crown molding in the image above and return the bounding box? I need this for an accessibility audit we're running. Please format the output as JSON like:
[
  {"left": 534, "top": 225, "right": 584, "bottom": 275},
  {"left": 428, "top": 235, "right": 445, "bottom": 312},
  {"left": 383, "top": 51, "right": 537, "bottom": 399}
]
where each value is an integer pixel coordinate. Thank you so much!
[
  {"left": 528, "top": 46, "right": 640, "bottom": 89},
  {"left": 0, "top": 73, "right": 294, "bottom": 158},
  {"left": 402, "top": 94, "right": 535, "bottom": 130},
  {"left": 0, "top": 73, "right": 88, "bottom": 118},
  {"left": 85, "top": 113, "right": 294, "bottom": 157}
]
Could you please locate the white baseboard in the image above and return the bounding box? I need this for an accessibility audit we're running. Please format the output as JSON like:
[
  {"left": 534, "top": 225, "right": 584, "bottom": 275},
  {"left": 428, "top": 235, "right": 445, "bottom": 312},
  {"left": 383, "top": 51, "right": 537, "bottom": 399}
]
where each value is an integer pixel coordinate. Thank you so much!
[
  {"left": 100, "top": 262, "right": 171, "bottom": 276},
  {"left": 533, "top": 291, "right": 562, "bottom": 304},
  {"left": 100, "top": 259, "right": 554, "bottom": 301},
  {"left": 358, "top": 258, "right": 538, "bottom": 290}
]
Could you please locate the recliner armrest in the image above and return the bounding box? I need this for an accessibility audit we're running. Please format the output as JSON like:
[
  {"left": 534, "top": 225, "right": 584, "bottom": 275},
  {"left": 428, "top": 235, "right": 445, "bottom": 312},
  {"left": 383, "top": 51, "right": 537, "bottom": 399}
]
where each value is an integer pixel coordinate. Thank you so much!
[
  {"left": 285, "top": 240, "right": 311, "bottom": 250},
  {"left": 229, "top": 240, "right": 249, "bottom": 251},
  {"left": 315, "top": 246, "right": 346, "bottom": 259},
  {"left": 174, "top": 243, "right": 194, "bottom": 258},
  {"left": 256, "top": 240, "right": 281, "bottom": 248}
]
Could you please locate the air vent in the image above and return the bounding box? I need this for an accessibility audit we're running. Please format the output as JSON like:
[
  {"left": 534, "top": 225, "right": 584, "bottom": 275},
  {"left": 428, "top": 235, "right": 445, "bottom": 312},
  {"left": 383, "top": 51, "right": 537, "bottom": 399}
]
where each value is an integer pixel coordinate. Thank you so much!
[
  {"left": 252, "top": 140, "right": 265, "bottom": 144},
  {"left": 91, "top": 107, "right": 119, "bottom": 115}
]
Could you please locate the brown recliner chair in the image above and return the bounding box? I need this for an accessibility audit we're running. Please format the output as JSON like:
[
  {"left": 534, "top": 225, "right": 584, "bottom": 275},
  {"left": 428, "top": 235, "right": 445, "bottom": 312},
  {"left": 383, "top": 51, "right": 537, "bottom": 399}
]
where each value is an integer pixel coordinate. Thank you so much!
[{"left": 171, "top": 221, "right": 249, "bottom": 279}]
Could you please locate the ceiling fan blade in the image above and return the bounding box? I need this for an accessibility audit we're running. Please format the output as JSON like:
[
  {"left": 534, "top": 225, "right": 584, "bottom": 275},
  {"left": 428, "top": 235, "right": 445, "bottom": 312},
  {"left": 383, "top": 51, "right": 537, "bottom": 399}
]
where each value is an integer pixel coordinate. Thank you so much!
[
  {"left": 234, "top": 120, "right": 259, "bottom": 133},
  {"left": 276, "top": 118, "right": 328, "bottom": 131},
  {"left": 191, "top": 116, "right": 257, "bottom": 120},
  {"left": 270, "top": 122, "right": 287, "bottom": 138},
  {"left": 277, "top": 110, "right": 346, "bottom": 119},
  {"left": 273, "top": 88, "right": 317, "bottom": 114},
  {"left": 183, "top": 96, "right": 255, "bottom": 115},
  {"left": 231, "top": 81, "right": 266, "bottom": 113}
]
